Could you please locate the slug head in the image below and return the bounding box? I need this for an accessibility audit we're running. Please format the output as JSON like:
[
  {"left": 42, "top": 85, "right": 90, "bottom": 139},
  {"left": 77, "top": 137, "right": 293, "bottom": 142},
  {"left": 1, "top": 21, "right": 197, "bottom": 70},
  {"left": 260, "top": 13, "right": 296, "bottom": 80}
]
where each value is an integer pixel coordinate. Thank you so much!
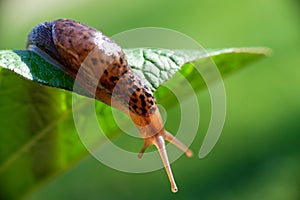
[{"left": 130, "top": 107, "right": 193, "bottom": 193}]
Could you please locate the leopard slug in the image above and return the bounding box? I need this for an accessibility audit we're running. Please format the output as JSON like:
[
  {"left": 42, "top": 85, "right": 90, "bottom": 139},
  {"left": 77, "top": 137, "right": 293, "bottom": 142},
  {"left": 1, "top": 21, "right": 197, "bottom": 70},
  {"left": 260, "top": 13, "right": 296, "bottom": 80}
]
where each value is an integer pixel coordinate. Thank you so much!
[{"left": 26, "top": 19, "right": 193, "bottom": 193}]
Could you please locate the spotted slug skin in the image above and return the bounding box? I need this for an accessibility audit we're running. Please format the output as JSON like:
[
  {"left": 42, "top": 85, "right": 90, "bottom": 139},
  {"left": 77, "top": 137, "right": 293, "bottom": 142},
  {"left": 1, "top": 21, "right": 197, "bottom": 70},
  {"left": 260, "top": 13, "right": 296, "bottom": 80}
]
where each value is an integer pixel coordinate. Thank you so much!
[
  {"left": 26, "top": 19, "right": 192, "bottom": 193},
  {"left": 26, "top": 19, "right": 155, "bottom": 116}
]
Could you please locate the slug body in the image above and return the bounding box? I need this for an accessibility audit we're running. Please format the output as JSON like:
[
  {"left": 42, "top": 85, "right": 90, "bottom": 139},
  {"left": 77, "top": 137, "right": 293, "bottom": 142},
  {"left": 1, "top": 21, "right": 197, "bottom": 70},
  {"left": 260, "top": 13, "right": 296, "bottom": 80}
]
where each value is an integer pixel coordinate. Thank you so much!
[{"left": 26, "top": 19, "right": 192, "bottom": 192}]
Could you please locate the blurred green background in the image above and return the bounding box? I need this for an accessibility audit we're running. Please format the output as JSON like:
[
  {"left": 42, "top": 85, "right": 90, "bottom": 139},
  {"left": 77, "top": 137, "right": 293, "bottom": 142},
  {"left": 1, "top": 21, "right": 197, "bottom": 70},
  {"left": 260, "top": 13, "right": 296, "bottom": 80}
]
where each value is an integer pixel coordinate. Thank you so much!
[{"left": 0, "top": 0, "right": 299, "bottom": 199}]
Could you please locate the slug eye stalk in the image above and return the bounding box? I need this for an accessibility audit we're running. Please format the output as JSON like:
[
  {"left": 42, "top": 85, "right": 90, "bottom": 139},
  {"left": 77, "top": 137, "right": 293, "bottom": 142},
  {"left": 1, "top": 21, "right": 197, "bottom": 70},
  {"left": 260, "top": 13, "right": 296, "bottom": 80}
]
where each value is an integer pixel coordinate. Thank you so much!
[{"left": 138, "top": 129, "right": 193, "bottom": 193}]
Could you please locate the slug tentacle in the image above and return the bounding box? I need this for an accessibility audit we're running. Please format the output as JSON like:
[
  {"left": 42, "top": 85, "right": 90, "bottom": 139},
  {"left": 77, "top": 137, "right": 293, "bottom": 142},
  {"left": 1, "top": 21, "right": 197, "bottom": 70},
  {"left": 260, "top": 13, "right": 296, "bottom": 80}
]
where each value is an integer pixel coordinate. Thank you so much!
[
  {"left": 165, "top": 131, "right": 193, "bottom": 157},
  {"left": 154, "top": 135, "right": 178, "bottom": 193},
  {"left": 138, "top": 129, "right": 193, "bottom": 193},
  {"left": 138, "top": 130, "right": 193, "bottom": 159},
  {"left": 26, "top": 18, "right": 193, "bottom": 193}
]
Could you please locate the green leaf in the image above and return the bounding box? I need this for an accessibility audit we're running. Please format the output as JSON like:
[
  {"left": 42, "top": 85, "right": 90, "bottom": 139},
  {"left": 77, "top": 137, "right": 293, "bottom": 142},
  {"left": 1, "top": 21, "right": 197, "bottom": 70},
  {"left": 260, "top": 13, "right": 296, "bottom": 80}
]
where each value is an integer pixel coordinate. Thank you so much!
[
  {"left": 124, "top": 48, "right": 271, "bottom": 107},
  {"left": 0, "top": 50, "right": 74, "bottom": 90},
  {"left": 125, "top": 48, "right": 270, "bottom": 90},
  {"left": 0, "top": 47, "right": 270, "bottom": 96},
  {"left": 0, "top": 47, "right": 270, "bottom": 199},
  {"left": 0, "top": 70, "right": 62, "bottom": 199}
]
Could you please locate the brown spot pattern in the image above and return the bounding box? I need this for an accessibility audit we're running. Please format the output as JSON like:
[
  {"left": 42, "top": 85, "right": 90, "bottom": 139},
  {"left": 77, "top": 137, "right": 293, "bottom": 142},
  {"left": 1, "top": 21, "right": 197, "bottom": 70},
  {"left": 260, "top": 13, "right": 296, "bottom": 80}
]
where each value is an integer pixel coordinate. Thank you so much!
[
  {"left": 53, "top": 19, "right": 98, "bottom": 74},
  {"left": 112, "top": 69, "right": 157, "bottom": 116},
  {"left": 27, "top": 18, "right": 157, "bottom": 117}
]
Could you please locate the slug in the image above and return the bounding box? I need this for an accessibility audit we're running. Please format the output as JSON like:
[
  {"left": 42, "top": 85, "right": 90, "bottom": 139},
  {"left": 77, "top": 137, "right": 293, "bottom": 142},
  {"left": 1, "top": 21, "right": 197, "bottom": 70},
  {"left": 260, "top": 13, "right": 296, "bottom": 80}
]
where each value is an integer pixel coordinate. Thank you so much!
[{"left": 26, "top": 19, "right": 193, "bottom": 193}]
